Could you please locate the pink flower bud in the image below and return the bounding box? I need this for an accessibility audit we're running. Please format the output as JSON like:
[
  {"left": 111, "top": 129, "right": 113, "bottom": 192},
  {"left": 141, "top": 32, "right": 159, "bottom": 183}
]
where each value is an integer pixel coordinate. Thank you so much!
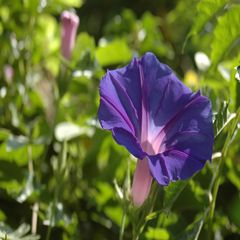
[{"left": 60, "top": 11, "right": 79, "bottom": 60}]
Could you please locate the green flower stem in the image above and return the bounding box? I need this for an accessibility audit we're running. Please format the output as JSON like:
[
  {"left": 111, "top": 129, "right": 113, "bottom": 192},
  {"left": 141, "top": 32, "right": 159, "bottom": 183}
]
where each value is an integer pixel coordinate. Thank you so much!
[{"left": 132, "top": 182, "right": 159, "bottom": 240}]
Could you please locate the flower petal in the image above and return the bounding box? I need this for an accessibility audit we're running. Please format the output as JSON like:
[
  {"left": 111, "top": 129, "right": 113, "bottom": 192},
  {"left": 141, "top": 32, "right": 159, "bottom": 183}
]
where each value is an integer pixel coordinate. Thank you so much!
[
  {"left": 98, "top": 57, "right": 144, "bottom": 157},
  {"left": 112, "top": 128, "right": 145, "bottom": 159},
  {"left": 148, "top": 94, "right": 213, "bottom": 184},
  {"left": 98, "top": 96, "right": 134, "bottom": 133},
  {"left": 148, "top": 149, "right": 205, "bottom": 185},
  {"left": 99, "top": 52, "right": 195, "bottom": 156},
  {"left": 111, "top": 59, "right": 142, "bottom": 127},
  {"left": 147, "top": 155, "right": 170, "bottom": 185},
  {"left": 139, "top": 53, "right": 193, "bottom": 141},
  {"left": 99, "top": 60, "right": 142, "bottom": 136},
  {"left": 162, "top": 94, "right": 214, "bottom": 160}
]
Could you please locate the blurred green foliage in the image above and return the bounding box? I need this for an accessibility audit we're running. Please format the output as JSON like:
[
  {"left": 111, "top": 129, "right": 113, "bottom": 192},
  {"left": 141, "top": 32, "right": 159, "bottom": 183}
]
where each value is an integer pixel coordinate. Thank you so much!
[{"left": 0, "top": 0, "right": 240, "bottom": 239}]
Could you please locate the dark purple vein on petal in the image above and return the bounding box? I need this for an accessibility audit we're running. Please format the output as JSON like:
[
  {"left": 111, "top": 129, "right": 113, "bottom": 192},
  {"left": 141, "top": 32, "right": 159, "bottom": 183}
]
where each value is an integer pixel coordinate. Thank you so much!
[
  {"left": 100, "top": 96, "right": 135, "bottom": 133},
  {"left": 152, "top": 93, "right": 203, "bottom": 150},
  {"left": 154, "top": 76, "right": 171, "bottom": 119},
  {"left": 108, "top": 72, "right": 140, "bottom": 137},
  {"left": 166, "top": 130, "right": 213, "bottom": 143},
  {"left": 163, "top": 145, "right": 207, "bottom": 164},
  {"left": 160, "top": 156, "right": 170, "bottom": 181}
]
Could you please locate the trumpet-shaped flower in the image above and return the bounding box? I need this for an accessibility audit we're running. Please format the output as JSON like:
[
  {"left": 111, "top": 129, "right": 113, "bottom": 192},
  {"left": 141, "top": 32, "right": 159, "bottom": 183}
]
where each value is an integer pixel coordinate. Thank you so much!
[{"left": 98, "top": 53, "right": 214, "bottom": 206}]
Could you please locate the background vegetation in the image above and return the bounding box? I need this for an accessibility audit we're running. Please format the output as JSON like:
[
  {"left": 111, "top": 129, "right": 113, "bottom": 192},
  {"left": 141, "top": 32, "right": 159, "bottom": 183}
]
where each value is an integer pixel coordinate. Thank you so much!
[{"left": 0, "top": 0, "right": 239, "bottom": 239}]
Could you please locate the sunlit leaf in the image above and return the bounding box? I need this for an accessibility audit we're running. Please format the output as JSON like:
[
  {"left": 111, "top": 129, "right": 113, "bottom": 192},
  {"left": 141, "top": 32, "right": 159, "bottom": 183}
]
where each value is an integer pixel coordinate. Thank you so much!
[
  {"left": 0, "top": 129, "right": 10, "bottom": 141},
  {"left": 222, "top": 106, "right": 240, "bottom": 154},
  {"left": 211, "top": 5, "right": 240, "bottom": 64},
  {"left": 43, "top": 0, "right": 83, "bottom": 13},
  {"left": 55, "top": 0, "right": 82, "bottom": 7},
  {"left": 139, "top": 12, "right": 173, "bottom": 58},
  {"left": 33, "top": 14, "right": 60, "bottom": 75},
  {"left": 104, "top": 206, "right": 123, "bottom": 226},
  {"left": 95, "top": 182, "right": 114, "bottom": 206},
  {"left": 145, "top": 227, "right": 170, "bottom": 240},
  {"left": 73, "top": 32, "right": 96, "bottom": 64},
  {"left": 97, "top": 137, "right": 111, "bottom": 170},
  {"left": 96, "top": 39, "right": 132, "bottom": 66},
  {"left": 213, "top": 101, "right": 236, "bottom": 139},
  {"left": 190, "top": 0, "right": 228, "bottom": 35}
]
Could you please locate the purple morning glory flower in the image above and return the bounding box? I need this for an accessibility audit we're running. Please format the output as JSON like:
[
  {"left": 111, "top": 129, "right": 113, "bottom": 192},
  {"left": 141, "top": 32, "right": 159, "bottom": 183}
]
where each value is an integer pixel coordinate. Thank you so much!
[{"left": 98, "top": 52, "right": 214, "bottom": 206}]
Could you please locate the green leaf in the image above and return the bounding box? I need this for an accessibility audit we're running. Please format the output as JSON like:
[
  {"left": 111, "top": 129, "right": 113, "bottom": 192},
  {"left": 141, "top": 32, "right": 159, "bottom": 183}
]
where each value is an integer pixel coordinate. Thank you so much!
[
  {"left": 139, "top": 12, "right": 173, "bottom": 58},
  {"left": 33, "top": 14, "right": 60, "bottom": 75},
  {"left": 104, "top": 206, "right": 123, "bottom": 226},
  {"left": 23, "top": 0, "right": 39, "bottom": 12},
  {"left": 0, "top": 129, "right": 10, "bottom": 141},
  {"left": 163, "top": 181, "right": 188, "bottom": 211},
  {"left": 190, "top": 0, "right": 228, "bottom": 35},
  {"left": 72, "top": 32, "right": 96, "bottom": 66},
  {"left": 103, "top": 9, "right": 136, "bottom": 36},
  {"left": 0, "top": 159, "right": 24, "bottom": 194},
  {"left": 178, "top": 212, "right": 207, "bottom": 240},
  {"left": 211, "top": 5, "right": 240, "bottom": 64},
  {"left": 145, "top": 227, "right": 170, "bottom": 240},
  {"left": 55, "top": 0, "right": 82, "bottom": 7},
  {"left": 228, "top": 194, "right": 240, "bottom": 228},
  {"left": 0, "top": 139, "right": 44, "bottom": 166},
  {"left": 96, "top": 39, "right": 132, "bottom": 66},
  {"left": 43, "top": 0, "right": 83, "bottom": 13},
  {"left": 213, "top": 101, "right": 236, "bottom": 139},
  {"left": 97, "top": 137, "right": 111, "bottom": 170},
  {"left": 227, "top": 164, "right": 240, "bottom": 190},
  {"left": 95, "top": 182, "right": 114, "bottom": 207},
  {"left": 222, "top": 106, "right": 240, "bottom": 155}
]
